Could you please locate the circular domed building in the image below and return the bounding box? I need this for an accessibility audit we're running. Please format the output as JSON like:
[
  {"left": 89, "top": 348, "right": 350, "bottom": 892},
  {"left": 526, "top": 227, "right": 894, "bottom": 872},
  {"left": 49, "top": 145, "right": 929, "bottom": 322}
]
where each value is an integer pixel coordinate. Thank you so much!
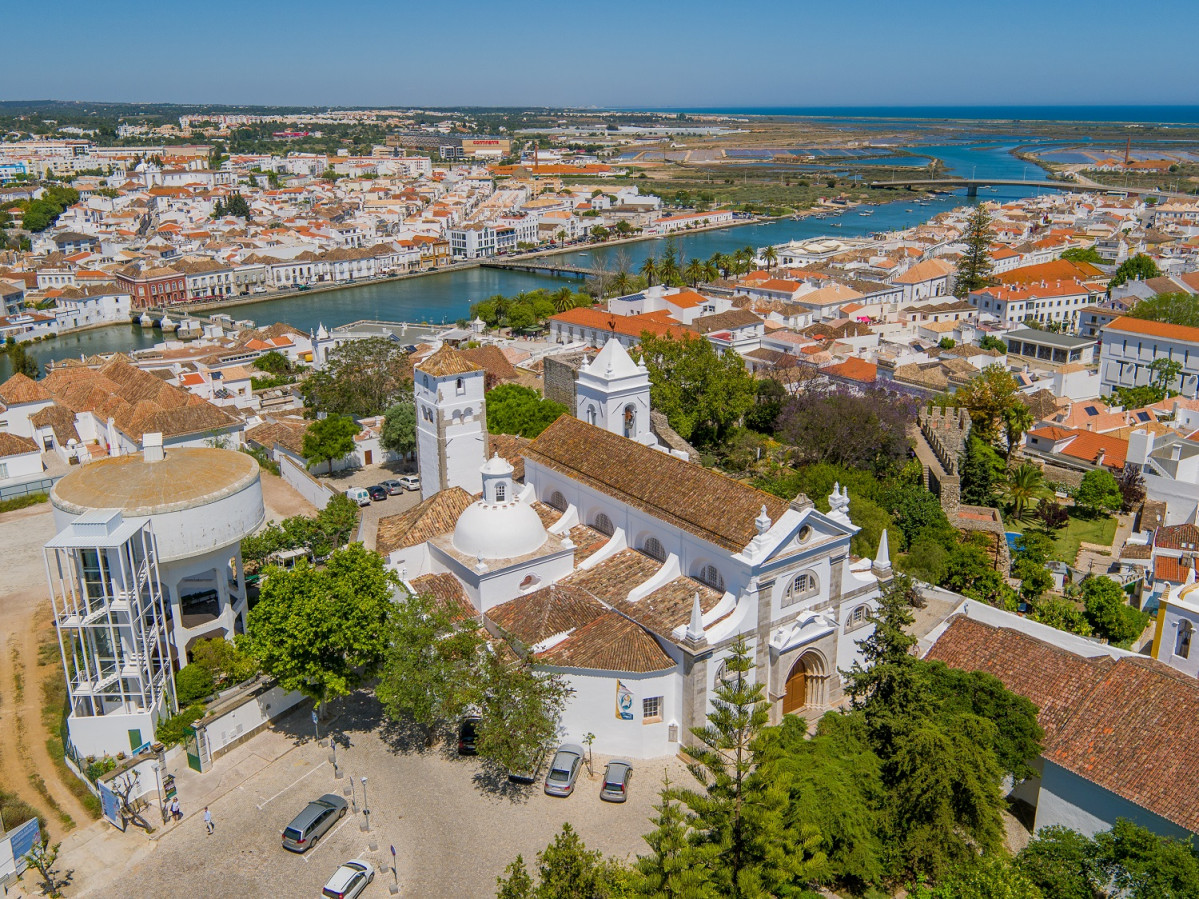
[{"left": 45, "top": 436, "right": 264, "bottom": 757}]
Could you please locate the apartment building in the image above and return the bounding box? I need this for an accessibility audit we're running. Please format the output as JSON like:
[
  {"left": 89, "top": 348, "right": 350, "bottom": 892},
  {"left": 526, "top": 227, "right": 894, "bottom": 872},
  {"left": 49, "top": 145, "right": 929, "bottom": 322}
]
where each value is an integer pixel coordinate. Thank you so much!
[{"left": 1100, "top": 317, "right": 1199, "bottom": 400}]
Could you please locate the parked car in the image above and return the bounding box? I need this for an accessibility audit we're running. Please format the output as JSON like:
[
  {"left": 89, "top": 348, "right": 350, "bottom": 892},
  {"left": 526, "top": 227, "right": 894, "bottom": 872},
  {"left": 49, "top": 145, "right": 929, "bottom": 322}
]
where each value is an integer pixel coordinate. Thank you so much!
[
  {"left": 544, "top": 743, "right": 584, "bottom": 797},
  {"left": 367, "top": 485, "right": 389, "bottom": 502},
  {"left": 345, "top": 487, "right": 370, "bottom": 507},
  {"left": 322, "top": 860, "right": 375, "bottom": 899},
  {"left": 397, "top": 474, "right": 421, "bottom": 492},
  {"left": 281, "top": 793, "right": 348, "bottom": 852},
  {"left": 380, "top": 479, "right": 405, "bottom": 495},
  {"left": 507, "top": 743, "right": 549, "bottom": 785},
  {"left": 457, "top": 715, "right": 480, "bottom": 756},
  {"left": 600, "top": 760, "right": 633, "bottom": 802}
]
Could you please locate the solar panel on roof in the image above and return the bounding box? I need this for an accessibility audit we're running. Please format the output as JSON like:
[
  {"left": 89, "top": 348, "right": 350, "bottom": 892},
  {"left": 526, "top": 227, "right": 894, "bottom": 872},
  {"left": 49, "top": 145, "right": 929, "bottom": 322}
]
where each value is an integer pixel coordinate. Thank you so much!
[
  {"left": 1084, "top": 406, "right": 1099, "bottom": 416},
  {"left": 1137, "top": 411, "right": 1151, "bottom": 422}
]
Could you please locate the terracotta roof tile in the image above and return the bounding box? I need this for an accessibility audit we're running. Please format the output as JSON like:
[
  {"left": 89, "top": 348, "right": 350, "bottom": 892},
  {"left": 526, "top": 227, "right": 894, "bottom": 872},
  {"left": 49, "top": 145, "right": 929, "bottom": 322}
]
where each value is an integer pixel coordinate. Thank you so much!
[
  {"left": 0, "top": 432, "right": 39, "bottom": 456},
  {"left": 376, "top": 487, "right": 473, "bottom": 555},
  {"left": 609, "top": 576, "right": 724, "bottom": 641},
  {"left": 535, "top": 610, "right": 675, "bottom": 673},
  {"left": 0, "top": 373, "right": 51, "bottom": 405},
  {"left": 417, "top": 344, "right": 481, "bottom": 377},
  {"left": 1155, "top": 524, "right": 1199, "bottom": 551},
  {"left": 409, "top": 572, "right": 476, "bottom": 623},
  {"left": 1154, "top": 556, "right": 1189, "bottom": 583},
  {"left": 525, "top": 417, "right": 788, "bottom": 552},
  {"left": 486, "top": 584, "right": 606, "bottom": 646}
]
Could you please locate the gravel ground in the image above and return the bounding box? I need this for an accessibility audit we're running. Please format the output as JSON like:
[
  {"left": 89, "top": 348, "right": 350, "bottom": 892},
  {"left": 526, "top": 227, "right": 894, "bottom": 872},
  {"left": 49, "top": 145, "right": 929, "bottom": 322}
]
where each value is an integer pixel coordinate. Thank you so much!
[{"left": 92, "top": 692, "right": 687, "bottom": 898}]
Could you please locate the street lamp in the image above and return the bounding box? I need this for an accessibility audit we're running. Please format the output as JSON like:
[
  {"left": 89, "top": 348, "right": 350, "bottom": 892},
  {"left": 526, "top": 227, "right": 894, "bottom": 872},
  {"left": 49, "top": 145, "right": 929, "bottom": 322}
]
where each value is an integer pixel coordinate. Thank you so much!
[
  {"left": 151, "top": 763, "right": 165, "bottom": 824},
  {"left": 361, "top": 776, "right": 370, "bottom": 832}
]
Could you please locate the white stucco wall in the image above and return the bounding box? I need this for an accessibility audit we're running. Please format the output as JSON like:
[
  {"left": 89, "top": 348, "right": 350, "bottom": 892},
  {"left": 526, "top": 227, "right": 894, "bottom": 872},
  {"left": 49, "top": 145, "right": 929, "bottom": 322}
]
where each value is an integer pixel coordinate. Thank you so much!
[
  {"left": 549, "top": 666, "right": 681, "bottom": 760},
  {"left": 1036, "top": 760, "right": 1193, "bottom": 840}
]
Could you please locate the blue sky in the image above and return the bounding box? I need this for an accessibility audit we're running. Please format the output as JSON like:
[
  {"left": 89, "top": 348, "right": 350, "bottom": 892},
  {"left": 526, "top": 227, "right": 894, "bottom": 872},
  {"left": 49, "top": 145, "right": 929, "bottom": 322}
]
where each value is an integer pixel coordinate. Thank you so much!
[{"left": 7, "top": 0, "right": 1197, "bottom": 108}]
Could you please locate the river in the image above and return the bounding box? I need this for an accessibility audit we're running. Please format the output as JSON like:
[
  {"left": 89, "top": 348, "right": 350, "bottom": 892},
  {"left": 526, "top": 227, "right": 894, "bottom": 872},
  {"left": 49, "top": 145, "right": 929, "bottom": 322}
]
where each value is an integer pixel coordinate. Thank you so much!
[{"left": 5, "top": 140, "right": 1054, "bottom": 379}]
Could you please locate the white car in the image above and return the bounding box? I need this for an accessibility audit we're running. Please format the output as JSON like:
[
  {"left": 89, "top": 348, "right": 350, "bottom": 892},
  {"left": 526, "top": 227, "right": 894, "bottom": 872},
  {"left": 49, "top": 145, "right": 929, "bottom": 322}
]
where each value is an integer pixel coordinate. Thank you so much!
[
  {"left": 397, "top": 474, "right": 421, "bottom": 492},
  {"left": 322, "top": 860, "right": 375, "bottom": 899}
]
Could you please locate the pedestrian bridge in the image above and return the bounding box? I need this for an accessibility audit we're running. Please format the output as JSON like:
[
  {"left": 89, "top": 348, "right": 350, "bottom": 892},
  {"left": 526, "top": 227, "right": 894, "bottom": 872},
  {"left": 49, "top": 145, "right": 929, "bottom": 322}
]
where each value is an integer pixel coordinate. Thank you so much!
[{"left": 868, "top": 177, "right": 1183, "bottom": 198}]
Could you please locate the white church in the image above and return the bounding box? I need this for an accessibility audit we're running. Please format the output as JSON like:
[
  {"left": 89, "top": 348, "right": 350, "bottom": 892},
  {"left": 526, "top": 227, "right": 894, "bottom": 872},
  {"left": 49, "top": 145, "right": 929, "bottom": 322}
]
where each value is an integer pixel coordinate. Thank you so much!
[{"left": 379, "top": 338, "right": 890, "bottom": 759}]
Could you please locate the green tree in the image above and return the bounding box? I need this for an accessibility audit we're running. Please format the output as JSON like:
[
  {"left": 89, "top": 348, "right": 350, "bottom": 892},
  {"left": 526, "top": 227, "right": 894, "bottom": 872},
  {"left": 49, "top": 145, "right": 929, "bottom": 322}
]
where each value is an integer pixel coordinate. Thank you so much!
[
  {"left": 635, "top": 777, "right": 720, "bottom": 899},
  {"left": 5, "top": 341, "right": 40, "bottom": 379},
  {"left": 253, "top": 350, "right": 292, "bottom": 375},
  {"left": 314, "top": 493, "right": 360, "bottom": 551},
  {"left": 1095, "top": 818, "right": 1199, "bottom": 899},
  {"left": 1127, "top": 291, "right": 1199, "bottom": 328},
  {"left": 1082, "top": 576, "right": 1148, "bottom": 645},
  {"left": 1002, "top": 402, "right": 1034, "bottom": 462},
  {"left": 1029, "top": 597, "right": 1092, "bottom": 636},
  {"left": 683, "top": 258, "right": 704, "bottom": 287},
  {"left": 175, "top": 663, "right": 214, "bottom": 704},
  {"left": 639, "top": 333, "right": 755, "bottom": 446},
  {"left": 380, "top": 401, "right": 417, "bottom": 456},
  {"left": 376, "top": 589, "right": 483, "bottom": 746},
  {"left": 497, "top": 824, "right": 628, "bottom": 899},
  {"left": 910, "top": 855, "right": 1045, "bottom": 899},
  {"left": 223, "top": 192, "right": 252, "bottom": 218},
  {"left": 1015, "top": 825, "right": 1098, "bottom": 899},
  {"left": 1109, "top": 253, "right": 1160, "bottom": 290},
  {"left": 189, "top": 636, "right": 257, "bottom": 687},
  {"left": 497, "top": 856, "right": 535, "bottom": 899},
  {"left": 1060, "top": 246, "right": 1103, "bottom": 265},
  {"left": 1149, "top": 356, "right": 1184, "bottom": 394},
  {"left": 960, "top": 433, "right": 1004, "bottom": 506},
  {"left": 1075, "top": 469, "right": 1122, "bottom": 517},
  {"left": 22, "top": 838, "right": 68, "bottom": 899},
  {"left": 955, "top": 365, "right": 1020, "bottom": 444},
  {"left": 486, "top": 384, "right": 567, "bottom": 438},
  {"left": 473, "top": 651, "right": 571, "bottom": 776},
  {"left": 302, "top": 337, "right": 411, "bottom": 417},
  {"left": 671, "top": 635, "right": 826, "bottom": 897},
  {"left": 954, "top": 204, "right": 994, "bottom": 297},
  {"left": 999, "top": 462, "right": 1051, "bottom": 521},
  {"left": 640, "top": 256, "right": 659, "bottom": 287},
  {"left": 302, "top": 413, "right": 359, "bottom": 474},
  {"left": 979, "top": 334, "right": 1007, "bottom": 352},
  {"left": 242, "top": 544, "right": 396, "bottom": 715},
  {"left": 761, "top": 245, "right": 778, "bottom": 271}
]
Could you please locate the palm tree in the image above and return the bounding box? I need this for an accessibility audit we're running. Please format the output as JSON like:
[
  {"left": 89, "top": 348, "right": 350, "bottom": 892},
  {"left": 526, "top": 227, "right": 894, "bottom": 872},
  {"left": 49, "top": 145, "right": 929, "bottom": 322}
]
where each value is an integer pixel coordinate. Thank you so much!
[
  {"left": 702, "top": 260, "right": 719, "bottom": 283},
  {"left": 762, "top": 246, "right": 778, "bottom": 271},
  {"left": 1003, "top": 403, "right": 1035, "bottom": 462},
  {"left": 1000, "top": 462, "right": 1051, "bottom": 521},
  {"left": 611, "top": 271, "right": 633, "bottom": 297},
  {"left": 710, "top": 252, "right": 730, "bottom": 277},
  {"left": 659, "top": 254, "right": 681, "bottom": 287},
  {"left": 734, "top": 247, "right": 753, "bottom": 275},
  {"left": 551, "top": 287, "right": 574, "bottom": 313},
  {"left": 640, "top": 256, "right": 658, "bottom": 287},
  {"left": 684, "top": 258, "right": 705, "bottom": 287}
]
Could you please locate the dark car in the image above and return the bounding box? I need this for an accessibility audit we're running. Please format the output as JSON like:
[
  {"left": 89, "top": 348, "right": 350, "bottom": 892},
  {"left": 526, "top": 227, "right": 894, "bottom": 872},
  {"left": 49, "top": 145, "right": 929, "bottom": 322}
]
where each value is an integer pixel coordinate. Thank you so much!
[
  {"left": 457, "top": 715, "right": 480, "bottom": 755},
  {"left": 367, "top": 485, "right": 388, "bottom": 502}
]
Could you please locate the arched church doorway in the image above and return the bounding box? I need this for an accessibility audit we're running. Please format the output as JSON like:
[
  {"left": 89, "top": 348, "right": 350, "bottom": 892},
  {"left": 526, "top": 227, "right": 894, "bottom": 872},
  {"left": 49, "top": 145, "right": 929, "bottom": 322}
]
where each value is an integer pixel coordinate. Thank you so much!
[{"left": 782, "top": 651, "right": 827, "bottom": 714}]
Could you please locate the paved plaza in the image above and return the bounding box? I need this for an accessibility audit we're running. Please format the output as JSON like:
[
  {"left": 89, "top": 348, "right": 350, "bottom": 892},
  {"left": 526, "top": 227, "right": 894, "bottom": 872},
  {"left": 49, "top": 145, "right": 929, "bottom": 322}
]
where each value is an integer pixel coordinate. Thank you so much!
[{"left": 68, "top": 692, "right": 687, "bottom": 898}]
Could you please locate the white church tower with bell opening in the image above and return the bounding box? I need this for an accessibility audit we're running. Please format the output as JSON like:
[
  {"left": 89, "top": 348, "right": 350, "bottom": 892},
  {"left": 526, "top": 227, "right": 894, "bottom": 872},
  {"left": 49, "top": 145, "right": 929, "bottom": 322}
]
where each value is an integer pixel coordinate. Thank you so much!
[
  {"left": 415, "top": 345, "right": 488, "bottom": 500},
  {"left": 575, "top": 337, "right": 653, "bottom": 443}
]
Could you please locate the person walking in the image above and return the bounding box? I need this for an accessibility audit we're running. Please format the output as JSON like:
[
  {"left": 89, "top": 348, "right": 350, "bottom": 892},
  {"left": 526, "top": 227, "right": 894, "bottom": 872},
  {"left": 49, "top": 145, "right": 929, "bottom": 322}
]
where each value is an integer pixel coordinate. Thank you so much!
[
  {"left": 203, "top": 806, "right": 214, "bottom": 835},
  {"left": 170, "top": 797, "right": 181, "bottom": 821}
]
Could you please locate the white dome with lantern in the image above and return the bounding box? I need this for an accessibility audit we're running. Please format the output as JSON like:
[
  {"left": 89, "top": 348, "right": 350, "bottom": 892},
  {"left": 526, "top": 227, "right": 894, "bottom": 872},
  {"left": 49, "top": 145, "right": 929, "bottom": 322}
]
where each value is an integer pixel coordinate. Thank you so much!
[{"left": 451, "top": 454, "right": 547, "bottom": 560}]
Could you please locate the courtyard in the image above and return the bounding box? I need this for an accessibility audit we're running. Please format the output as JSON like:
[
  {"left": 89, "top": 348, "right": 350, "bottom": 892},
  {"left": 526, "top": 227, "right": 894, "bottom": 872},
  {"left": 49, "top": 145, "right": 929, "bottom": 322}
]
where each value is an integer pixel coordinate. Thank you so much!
[{"left": 69, "top": 691, "right": 687, "bottom": 898}]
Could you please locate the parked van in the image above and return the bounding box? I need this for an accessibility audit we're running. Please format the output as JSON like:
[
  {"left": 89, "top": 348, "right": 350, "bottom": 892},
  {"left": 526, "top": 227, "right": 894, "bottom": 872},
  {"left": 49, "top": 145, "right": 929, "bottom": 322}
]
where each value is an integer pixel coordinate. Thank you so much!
[{"left": 345, "top": 487, "right": 370, "bottom": 507}]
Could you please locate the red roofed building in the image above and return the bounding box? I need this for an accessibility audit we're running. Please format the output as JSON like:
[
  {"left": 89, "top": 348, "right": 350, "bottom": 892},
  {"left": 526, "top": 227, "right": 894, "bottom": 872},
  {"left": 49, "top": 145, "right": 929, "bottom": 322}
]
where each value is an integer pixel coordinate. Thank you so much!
[
  {"left": 1024, "top": 425, "right": 1128, "bottom": 472},
  {"left": 820, "top": 357, "right": 878, "bottom": 387},
  {"left": 548, "top": 306, "right": 690, "bottom": 349},
  {"left": 970, "top": 279, "right": 1096, "bottom": 326},
  {"left": 1101, "top": 316, "right": 1199, "bottom": 400}
]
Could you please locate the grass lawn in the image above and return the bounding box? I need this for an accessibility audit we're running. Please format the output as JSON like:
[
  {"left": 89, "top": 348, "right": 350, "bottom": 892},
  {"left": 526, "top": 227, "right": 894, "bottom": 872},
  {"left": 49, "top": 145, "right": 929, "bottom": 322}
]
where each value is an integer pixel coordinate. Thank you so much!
[{"left": 1008, "top": 512, "right": 1118, "bottom": 565}]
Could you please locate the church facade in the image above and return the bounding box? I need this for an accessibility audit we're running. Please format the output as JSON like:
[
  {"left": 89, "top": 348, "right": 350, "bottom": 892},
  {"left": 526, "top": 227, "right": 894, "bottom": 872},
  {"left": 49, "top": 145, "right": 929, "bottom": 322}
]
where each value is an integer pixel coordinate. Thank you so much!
[{"left": 380, "top": 340, "right": 889, "bottom": 759}]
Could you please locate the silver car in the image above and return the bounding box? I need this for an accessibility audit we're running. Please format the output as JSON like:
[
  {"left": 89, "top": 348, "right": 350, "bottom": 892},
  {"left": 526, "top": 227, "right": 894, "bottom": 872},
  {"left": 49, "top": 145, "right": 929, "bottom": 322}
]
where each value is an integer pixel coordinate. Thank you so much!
[
  {"left": 544, "top": 743, "right": 584, "bottom": 797},
  {"left": 600, "top": 760, "right": 633, "bottom": 802},
  {"left": 281, "top": 793, "right": 347, "bottom": 852}
]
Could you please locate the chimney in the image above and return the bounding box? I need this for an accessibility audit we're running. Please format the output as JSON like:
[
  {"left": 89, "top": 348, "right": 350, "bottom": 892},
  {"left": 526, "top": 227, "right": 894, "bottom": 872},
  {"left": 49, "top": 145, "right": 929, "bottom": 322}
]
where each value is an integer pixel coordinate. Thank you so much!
[
  {"left": 143, "top": 432, "right": 164, "bottom": 463},
  {"left": 1095, "top": 449, "right": 1105, "bottom": 467}
]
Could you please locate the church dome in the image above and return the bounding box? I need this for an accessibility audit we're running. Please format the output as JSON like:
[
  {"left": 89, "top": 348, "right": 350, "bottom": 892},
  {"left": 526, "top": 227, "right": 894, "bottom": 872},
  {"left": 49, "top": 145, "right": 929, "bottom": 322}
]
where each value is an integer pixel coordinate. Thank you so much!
[{"left": 452, "top": 497, "right": 547, "bottom": 560}]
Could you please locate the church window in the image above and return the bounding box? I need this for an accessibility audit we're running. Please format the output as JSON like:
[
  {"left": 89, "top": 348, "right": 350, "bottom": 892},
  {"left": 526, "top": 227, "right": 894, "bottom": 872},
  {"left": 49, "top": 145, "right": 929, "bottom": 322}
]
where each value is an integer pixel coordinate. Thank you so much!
[
  {"left": 547, "top": 491, "right": 567, "bottom": 511},
  {"left": 422, "top": 405, "right": 434, "bottom": 422},
  {"left": 782, "top": 570, "right": 819, "bottom": 607},
  {"left": 697, "top": 564, "right": 725, "bottom": 592},
  {"left": 592, "top": 512, "right": 614, "bottom": 536},
  {"left": 1178, "top": 620, "right": 1193, "bottom": 660},
  {"left": 642, "top": 537, "right": 666, "bottom": 562},
  {"left": 456, "top": 377, "right": 465, "bottom": 395},
  {"left": 642, "top": 696, "right": 662, "bottom": 721},
  {"left": 586, "top": 405, "right": 597, "bottom": 426},
  {"left": 623, "top": 403, "right": 636, "bottom": 438},
  {"left": 495, "top": 483, "right": 506, "bottom": 503},
  {"left": 797, "top": 525, "right": 813, "bottom": 543},
  {"left": 423, "top": 375, "right": 429, "bottom": 389}
]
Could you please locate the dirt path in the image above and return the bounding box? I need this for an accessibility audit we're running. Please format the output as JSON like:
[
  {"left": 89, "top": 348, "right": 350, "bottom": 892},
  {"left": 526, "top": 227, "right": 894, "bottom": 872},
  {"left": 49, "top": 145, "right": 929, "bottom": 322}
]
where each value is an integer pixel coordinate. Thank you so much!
[
  {"left": 0, "top": 610, "right": 90, "bottom": 829},
  {"left": 0, "top": 502, "right": 90, "bottom": 831}
]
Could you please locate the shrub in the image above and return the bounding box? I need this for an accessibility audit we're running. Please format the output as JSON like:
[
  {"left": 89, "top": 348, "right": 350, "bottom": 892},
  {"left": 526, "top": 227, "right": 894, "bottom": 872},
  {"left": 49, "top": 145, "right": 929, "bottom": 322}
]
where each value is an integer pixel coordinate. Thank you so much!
[
  {"left": 155, "top": 704, "right": 205, "bottom": 747},
  {"left": 0, "top": 493, "right": 48, "bottom": 514},
  {"left": 175, "top": 664, "right": 214, "bottom": 705}
]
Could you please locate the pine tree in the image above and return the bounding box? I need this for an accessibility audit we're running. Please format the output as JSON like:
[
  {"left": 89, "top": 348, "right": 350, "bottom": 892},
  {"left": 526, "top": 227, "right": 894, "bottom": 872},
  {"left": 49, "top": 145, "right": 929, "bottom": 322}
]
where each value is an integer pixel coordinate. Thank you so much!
[
  {"left": 496, "top": 855, "right": 534, "bottom": 899},
  {"left": 636, "top": 776, "right": 719, "bottom": 899},
  {"left": 671, "top": 636, "right": 826, "bottom": 897},
  {"left": 954, "top": 204, "right": 994, "bottom": 297}
]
